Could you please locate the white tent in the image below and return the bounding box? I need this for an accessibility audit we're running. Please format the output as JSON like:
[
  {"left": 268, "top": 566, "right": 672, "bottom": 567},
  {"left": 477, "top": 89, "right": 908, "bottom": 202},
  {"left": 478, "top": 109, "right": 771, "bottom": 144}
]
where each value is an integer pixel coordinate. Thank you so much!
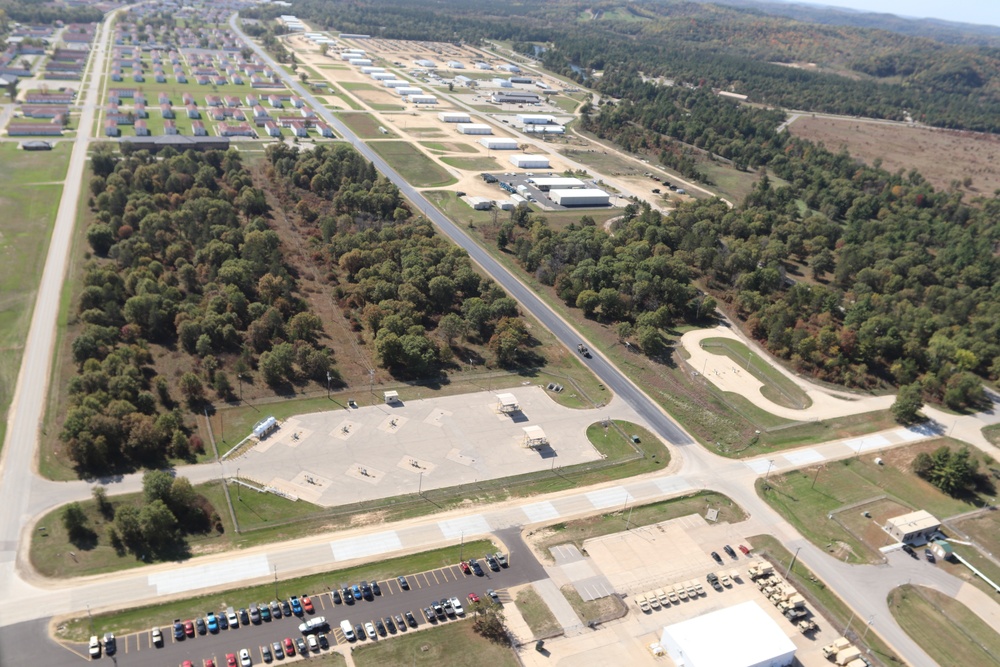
[
  {"left": 497, "top": 393, "right": 519, "bottom": 414},
  {"left": 522, "top": 425, "right": 547, "bottom": 448}
]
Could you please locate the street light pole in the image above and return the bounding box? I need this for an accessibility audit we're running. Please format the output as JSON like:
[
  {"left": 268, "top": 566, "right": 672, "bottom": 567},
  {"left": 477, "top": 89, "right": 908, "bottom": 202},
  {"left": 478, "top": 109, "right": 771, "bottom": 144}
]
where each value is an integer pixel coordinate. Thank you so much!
[
  {"left": 862, "top": 615, "right": 875, "bottom": 641},
  {"left": 418, "top": 470, "right": 423, "bottom": 495},
  {"left": 274, "top": 564, "right": 278, "bottom": 599},
  {"left": 460, "top": 531, "right": 464, "bottom": 561},
  {"left": 763, "top": 459, "right": 775, "bottom": 490},
  {"left": 236, "top": 467, "right": 241, "bottom": 501},
  {"left": 326, "top": 371, "right": 331, "bottom": 399},
  {"left": 784, "top": 546, "right": 801, "bottom": 579},
  {"left": 237, "top": 374, "right": 244, "bottom": 403}
]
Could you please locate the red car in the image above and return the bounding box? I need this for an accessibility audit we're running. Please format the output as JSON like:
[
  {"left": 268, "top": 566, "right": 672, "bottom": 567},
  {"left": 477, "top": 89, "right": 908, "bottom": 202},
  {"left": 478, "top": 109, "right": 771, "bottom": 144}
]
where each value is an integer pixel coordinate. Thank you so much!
[
  {"left": 183, "top": 662, "right": 194, "bottom": 667},
  {"left": 460, "top": 561, "right": 471, "bottom": 575},
  {"left": 226, "top": 654, "right": 237, "bottom": 667},
  {"left": 468, "top": 593, "right": 480, "bottom": 603},
  {"left": 302, "top": 595, "right": 314, "bottom": 614},
  {"left": 738, "top": 544, "right": 751, "bottom": 555},
  {"left": 204, "top": 660, "right": 216, "bottom": 667},
  {"left": 284, "top": 637, "right": 295, "bottom": 656},
  {"left": 184, "top": 620, "right": 195, "bottom": 637}
]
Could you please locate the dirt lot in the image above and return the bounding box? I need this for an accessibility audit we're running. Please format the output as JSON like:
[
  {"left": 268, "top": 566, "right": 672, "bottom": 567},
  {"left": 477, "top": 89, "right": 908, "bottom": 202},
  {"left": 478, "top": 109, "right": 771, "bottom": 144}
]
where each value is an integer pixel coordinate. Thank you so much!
[{"left": 789, "top": 116, "right": 1000, "bottom": 197}]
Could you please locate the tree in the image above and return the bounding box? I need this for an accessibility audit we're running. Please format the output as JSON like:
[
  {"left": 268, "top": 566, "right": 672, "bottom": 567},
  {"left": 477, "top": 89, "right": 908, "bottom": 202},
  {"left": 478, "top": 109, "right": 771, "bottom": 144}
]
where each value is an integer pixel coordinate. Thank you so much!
[
  {"left": 438, "top": 313, "right": 467, "bottom": 345},
  {"left": 473, "top": 601, "right": 510, "bottom": 644},
  {"left": 912, "top": 445, "right": 980, "bottom": 497},
  {"left": 143, "top": 470, "right": 174, "bottom": 505},
  {"left": 891, "top": 383, "right": 923, "bottom": 424},
  {"left": 92, "top": 485, "right": 113, "bottom": 519},
  {"left": 61, "top": 502, "right": 89, "bottom": 542},
  {"left": 139, "top": 500, "right": 178, "bottom": 553},
  {"left": 259, "top": 342, "right": 295, "bottom": 385},
  {"left": 576, "top": 290, "right": 600, "bottom": 317},
  {"left": 178, "top": 372, "right": 204, "bottom": 404},
  {"left": 287, "top": 312, "right": 322, "bottom": 342},
  {"left": 86, "top": 223, "right": 116, "bottom": 256},
  {"left": 113, "top": 505, "right": 143, "bottom": 552}
]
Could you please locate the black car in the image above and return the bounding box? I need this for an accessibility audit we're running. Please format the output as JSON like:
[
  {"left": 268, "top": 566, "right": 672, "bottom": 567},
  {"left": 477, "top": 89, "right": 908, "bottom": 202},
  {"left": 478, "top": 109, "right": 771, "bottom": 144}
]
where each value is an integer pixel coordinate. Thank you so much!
[
  {"left": 485, "top": 554, "right": 500, "bottom": 572},
  {"left": 902, "top": 544, "right": 917, "bottom": 558},
  {"left": 470, "top": 559, "right": 484, "bottom": 576},
  {"left": 394, "top": 614, "right": 406, "bottom": 631},
  {"left": 280, "top": 600, "right": 292, "bottom": 617},
  {"left": 372, "top": 581, "right": 382, "bottom": 596},
  {"left": 710, "top": 551, "right": 723, "bottom": 564},
  {"left": 354, "top": 624, "right": 365, "bottom": 641},
  {"left": 723, "top": 545, "right": 737, "bottom": 559},
  {"left": 270, "top": 600, "right": 282, "bottom": 619},
  {"left": 924, "top": 548, "right": 936, "bottom": 563},
  {"left": 405, "top": 611, "right": 418, "bottom": 628},
  {"left": 397, "top": 576, "right": 409, "bottom": 590},
  {"left": 103, "top": 633, "right": 117, "bottom": 656},
  {"left": 424, "top": 607, "right": 437, "bottom": 623},
  {"left": 342, "top": 586, "right": 354, "bottom": 605},
  {"left": 375, "top": 619, "right": 386, "bottom": 636},
  {"left": 361, "top": 581, "right": 373, "bottom": 600},
  {"left": 431, "top": 601, "right": 445, "bottom": 619},
  {"left": 173, "top": 620, "right": 185, "bottom": 640},
  {"left": 384, "top": 616, "right": 396, "bottom": 633},
  {"left": 195, "top": 617, "right": 207, "bottom": 635},
  {"left": 219, "top": 613, "right": 229, "bottom": 630},
  {"left": 318, "top": 633, "right": 329, "bottom": 649},
  {"left": 331, "top": 589, "right": 342, "bottom": 604}
]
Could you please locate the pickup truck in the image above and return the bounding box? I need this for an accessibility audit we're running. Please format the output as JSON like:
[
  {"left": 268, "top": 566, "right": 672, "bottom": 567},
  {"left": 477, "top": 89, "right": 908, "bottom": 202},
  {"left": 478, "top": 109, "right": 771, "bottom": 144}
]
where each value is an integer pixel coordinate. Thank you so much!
[
  {"left": 299, "top": 616, "right": 328, "bottom": 634},
  {"left": 635, "top": 594, "right": 650, "bottom": 612}
]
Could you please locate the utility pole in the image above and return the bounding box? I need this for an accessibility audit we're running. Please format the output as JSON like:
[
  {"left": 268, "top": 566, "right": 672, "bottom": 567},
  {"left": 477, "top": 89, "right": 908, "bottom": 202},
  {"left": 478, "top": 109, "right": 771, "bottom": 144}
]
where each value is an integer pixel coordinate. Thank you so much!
[
  {"left": 326, "top": 371, "right": 331, "bottom": 399},
  {"left": 236, "top": 468, "right": 241, "bottom": 501},
  {"left": 237, "top": 374, "right": 244, "bottom": 403},
  {"left": 418, "top": 470, "right": 423, "bottom": 495},
  {"left": 812, "top": 465, "right": 822, "bottom": 490},
  {"left": 274, "top": 564, "right": 278, "bottom": 599},
  {"left": 784, "top": 546, "right": 801, "bottom": 579},
  {"left": 460, "top": 531, "right": 465, "bottom": 561},
  {"left": 763, "top": 459, "right": 775, "bottom": 490}
]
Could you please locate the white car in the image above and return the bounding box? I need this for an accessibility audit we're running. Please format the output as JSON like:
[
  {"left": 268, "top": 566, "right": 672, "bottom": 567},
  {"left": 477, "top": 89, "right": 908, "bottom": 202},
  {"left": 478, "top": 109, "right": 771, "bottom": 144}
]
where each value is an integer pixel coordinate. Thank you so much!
[
  {"left": 449, "top": 597, "right": 465, "bottom": 615},
  {"left": 89, "top": 636, "right": 101, "bottom": 658},
  {"left": 239, "top": 648, "right": 252, "bottom": 666},
  {"left": 150, "top": 626, "right": 163, "bottom": 647},
  {"left": 298, "top": 616, "right": 327, "bottom": 634},
  {"left": 227, "top": 606, "right": 239, "bottom": 628},
  {"left": 306, "top": 634, "right": 319, "bottom": 651},
  {"left": 364, "top": 622, "right": 377, "bottom": 640}
]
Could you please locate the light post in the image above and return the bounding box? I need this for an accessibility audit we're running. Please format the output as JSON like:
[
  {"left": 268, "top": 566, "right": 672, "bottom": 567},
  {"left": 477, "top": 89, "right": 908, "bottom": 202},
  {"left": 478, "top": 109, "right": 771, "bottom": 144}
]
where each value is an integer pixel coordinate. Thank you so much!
[
  {"left": 236, "top": 467, "right": 241, "bottom": 501},
  {"left": 237, "top": 373, "right": 244, "bottom": 403},
  {"left": 418, "top": 470, "right": 423, "bottom": 495},
  {"left": 862, "top": 615, "right": 875, "bottom": 641},
  {"left": 274, "top": 564, "right": 279, "bottom": 599},
  {"left": 326, "top": 371, "right": 331, "bottom": 399},
  {"left": 763, "top": 459, "right": 775, "bottom": 490},
  {"left": 460, "top": 531, "right": 465, "bottom": 561},
  {"left": 784, "top": 546, "right": 801, "bottom": 578}
]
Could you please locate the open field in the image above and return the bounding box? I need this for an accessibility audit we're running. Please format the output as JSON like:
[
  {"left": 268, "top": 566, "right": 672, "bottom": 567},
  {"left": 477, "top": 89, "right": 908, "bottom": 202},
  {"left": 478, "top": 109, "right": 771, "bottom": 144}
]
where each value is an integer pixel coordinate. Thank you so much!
[
  {"left": 534, "top": 491, "right": 744, "bottom": 555},
  {"left": 369, "top": 141, "right": 456, "bottom": 187},
  {"left": 0, "top": 142, "right": 69, "bottom": 451},
  {"left": 789, "top": 116, "right": 1000, "bottom": 197},
  {"left": 353, "top": 620, "right": 518, "bottom": 667},
  {"left": 514, "top": 587, "right": 560, "bottom": 638},
  {"left": 560, "top": 585, "right": 623, "bottom": 624},
  {"left": 888, "top": 585, "right": 1000, "bottom": 667},
  {"left": 421, "top": 141, "right": 478, "bottom": 154},
  {"left": 760, "top": 439, "right": 990, "bottom": 563},
  {"left": 700, "top": 337, "right": 812, "bottom": 409},
  {"left": 749, "top": 535, "right": 903, "bottom": 665},
  {"left": 441, "top": 156, "right": 501, "bottom": 171},
  {"left": 336, "top": 112, "right": 394, "bottom": 138},
  {"left": 985, "top": 424, "right": 1000, "bottom": 447},
  {"left": 56, "top": 539, "right": 496, "bottom": 641}
]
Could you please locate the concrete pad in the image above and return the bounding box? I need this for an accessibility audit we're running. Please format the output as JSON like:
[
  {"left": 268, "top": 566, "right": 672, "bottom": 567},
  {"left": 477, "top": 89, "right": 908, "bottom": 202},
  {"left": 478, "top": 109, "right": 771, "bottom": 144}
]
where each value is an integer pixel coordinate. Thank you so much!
[
  {"left": 396, "top": 457, "right": 436, "bottom": 474},
  {"left": 586, "top": 486, "right": 633, "bottom": 510},
  {"left": 346, "top": 464, "right": 383, "bottom": 484},
  {"left": 523, "top": 500, "right": 561, "bottom": 524},
  {"left": 438, "top": 514, "right": 491, "bottom": 540},
  {"left": 745, "top": 459, "right": 773, "bottom": 474},
  {"left": 330, "top": 531, "right": 402, "bottom": 561},
  {"left": 783, "top": 448, "right": 824, "bottom": 466},
  {"left": 576, "top": 576, "right": 615, "bottom": 601},
  {"left": 844, "top": 433, "right": 890, "bottom": 453},
  {"left": 331, "top": 419, "right": 360, "bottom": 440},
  {"left": 446, "top": 448, "right": 476, "bottom": 466},
  {"left": 652, "top": 477, "right": 693, "bottom": 495},
  {"left": 147, "top": 554, "right": 270, "bottom": 595},
  {"left": 423, "top": 407, "right": 451, "bottom": 426},
  {"left": 284, "top": 471, "right": 332, "bottom": 503},
  {"left": 377, "top": 414, "right": 408, "bottom": 433},
  {"left": 898, "top": 425, "right": 934, "bottom": 441}
]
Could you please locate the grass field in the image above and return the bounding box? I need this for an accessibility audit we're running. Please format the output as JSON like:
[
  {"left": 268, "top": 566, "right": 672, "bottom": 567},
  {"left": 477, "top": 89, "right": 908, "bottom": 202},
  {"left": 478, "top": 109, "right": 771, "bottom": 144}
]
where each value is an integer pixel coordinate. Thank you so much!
[
  {"left": 535, "top": 491, "right": 744, "bottom": 555},
  {"left": 0, "top": 143, "right": 69, "bottom": 452},
  {"left": 560, "top": 585, "right": 622, "bottom": 624},
  {"left": 57, "top": 539, "right": 496, "bottom": 641},
  {"left": 336, "top": 112, "right": 394, "bottom": 138},
  {"left": 441, "top": 156, "right": 501, "bottom": 171},
  {"left": 353, "top": 619, "right": 518, "bottom": 667},
  {"left": 700, "top": 337, "right": 811, "bottom": 409},
  {"left": 514, "top": 587, "right": 561, "bottom": 638},
  {"left": 369, "top": 141, "right": 456, "bottom": 187},
  {"left": 420, "top": 141, "right": 478, "bottom": 154},
  {"left": 760, "top": 439, "right": 990, "bottom": 563},
  {"left": 749, "top": 535, "right": 903, "bottom": 665},
  {"left": 888, "top": 585, "right": 1000, "bottom": 666},
  {"left": 984, "top": 424, "right": 1000, "bottom": 447}
]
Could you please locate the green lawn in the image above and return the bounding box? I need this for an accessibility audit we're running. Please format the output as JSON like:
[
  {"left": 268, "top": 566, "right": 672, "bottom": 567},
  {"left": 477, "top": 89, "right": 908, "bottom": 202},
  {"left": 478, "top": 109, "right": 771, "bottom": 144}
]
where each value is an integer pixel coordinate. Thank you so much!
[
  {"left": 369, "top": 141, "right": 456, "bottom": 187},
  {"left": 353, "top": 619, "right": 518, "bottom": 667},
  {"left": 336, "top": 112, "right": 394, "bottom": 138},
  {"left": 888, "top": 585, "right": 1000, "bottom": 667},
  {"left": 760, "top": 440, "right": 989, "bottom": 563},
  {"left": 984, "top": 423, "right": 1000, "bottom": 447},
  {"left": 536, "top": 491, "right": 744, "bottom": 555},
  {"left": 700, "top": 337, "right": 811, "bottom": 409},
  {"left": 749, "top": 535, "right": 903, "bottom": 664},
  {"left": 420, "top": 141, "right": 478, "bottom": 154},
  {"left": 0, "top": 143, "right": 69, "bottom": 452},
  {"left": 57, "top": 539, "right": 496, "bottom": 642},
  {"left": 514, "top": 587, "right": 561, "bottom": 638},
  {"left": 441, "top": 156, "right": 501, "bottom": 171}
]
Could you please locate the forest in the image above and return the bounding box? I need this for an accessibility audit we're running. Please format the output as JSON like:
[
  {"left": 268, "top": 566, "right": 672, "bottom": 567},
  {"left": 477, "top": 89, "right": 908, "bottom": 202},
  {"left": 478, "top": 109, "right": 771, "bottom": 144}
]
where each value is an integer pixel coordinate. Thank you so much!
[
  {"left": 64, "top": 147, "right": 334, "bottom": 474},
  {"left": 263, "top": 143, "right": 536, "bottom": 373},
  {"left": 0, "top": 0, "right": 102, "bottom": 27},
  {"left": 245, "top": 0, "right": 1000, "bottom": 133}
]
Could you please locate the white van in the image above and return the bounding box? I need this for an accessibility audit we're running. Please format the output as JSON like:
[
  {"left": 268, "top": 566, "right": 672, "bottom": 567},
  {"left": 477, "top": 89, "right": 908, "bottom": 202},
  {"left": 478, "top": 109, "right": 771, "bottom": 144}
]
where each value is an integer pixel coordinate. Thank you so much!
[{"left": 340, "top": 619, "right": 355, "bottom": 641}]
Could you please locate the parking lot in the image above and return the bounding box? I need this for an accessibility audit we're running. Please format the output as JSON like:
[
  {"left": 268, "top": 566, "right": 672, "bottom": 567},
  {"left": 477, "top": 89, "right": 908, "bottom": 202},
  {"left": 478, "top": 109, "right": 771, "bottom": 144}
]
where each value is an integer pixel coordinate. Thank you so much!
[{"left": 81, "top": 554, "right": 530, "bottom": 666}]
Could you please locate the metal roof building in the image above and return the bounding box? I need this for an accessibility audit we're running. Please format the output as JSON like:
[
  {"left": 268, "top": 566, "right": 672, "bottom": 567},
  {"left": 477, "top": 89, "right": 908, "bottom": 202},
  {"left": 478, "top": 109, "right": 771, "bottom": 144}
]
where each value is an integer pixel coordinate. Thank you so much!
[
  {"left": 479, "top": 138, "right": 519, "bottom": 149},
  {"left": 457, "top": 123, "right": 493, "bottom": 135},
  {"left": 660, "top": 601, "right": 796, "bottom": 667},
  {"left": 550, "top": 188, "right": 610, "bottom": 207}
]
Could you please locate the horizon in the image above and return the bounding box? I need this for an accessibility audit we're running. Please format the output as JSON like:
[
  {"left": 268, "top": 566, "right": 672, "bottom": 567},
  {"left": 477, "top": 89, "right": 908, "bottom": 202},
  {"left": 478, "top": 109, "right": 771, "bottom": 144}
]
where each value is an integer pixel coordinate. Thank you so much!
[{"left": 766, "top": 0, "right": 1000, "bottom": 29}]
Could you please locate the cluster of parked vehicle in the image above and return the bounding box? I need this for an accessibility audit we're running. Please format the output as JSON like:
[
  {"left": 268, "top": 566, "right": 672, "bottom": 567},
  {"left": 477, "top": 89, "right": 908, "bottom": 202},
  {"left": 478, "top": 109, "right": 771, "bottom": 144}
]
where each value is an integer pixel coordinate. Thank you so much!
[{"left": 710, "top": 543, "right": 750, "bottom": 564}]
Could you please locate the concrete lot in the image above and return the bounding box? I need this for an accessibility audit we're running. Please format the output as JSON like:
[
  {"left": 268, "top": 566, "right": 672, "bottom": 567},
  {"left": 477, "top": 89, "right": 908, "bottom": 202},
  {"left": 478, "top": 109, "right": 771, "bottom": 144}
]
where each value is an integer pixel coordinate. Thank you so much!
[
  {"left": 235, "top": 387, "right": 605, "bottom": 507},
  {"left": 530, "top": 515, "right": 836, "bottom": 667}
]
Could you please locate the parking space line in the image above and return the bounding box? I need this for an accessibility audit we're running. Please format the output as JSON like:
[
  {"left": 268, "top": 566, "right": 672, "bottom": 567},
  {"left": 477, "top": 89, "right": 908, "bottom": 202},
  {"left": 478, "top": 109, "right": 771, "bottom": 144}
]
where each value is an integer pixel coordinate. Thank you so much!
[{"left": 431, "top": 570, "right": 440, "bottom": 584}]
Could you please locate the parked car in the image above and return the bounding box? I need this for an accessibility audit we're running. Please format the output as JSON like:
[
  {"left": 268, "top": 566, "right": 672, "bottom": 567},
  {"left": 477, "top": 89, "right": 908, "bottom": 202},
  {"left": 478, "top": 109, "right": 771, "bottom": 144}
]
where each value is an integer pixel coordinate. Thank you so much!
[
  {"left": 196, "top": 617, "right": 207, "bottom": 634},
  {"left": 259, "top": 603, "right": 271, "bottom": 622},
  {"left": 394, "top": 614, "right": 406, "bottom": 631},
  {"left": 307, "top": 633, "right": 319, "bottom": 651},
  {"left": 331, "top": 589, "right": 342, "bottom": 605},
  {"left": 364, "top": 622, "right": 376, "bottom": 640},
  {"left": 925, "top": 548, "right": 936, "bottom": 563},
  {"left": 443, "top": 599, "right": 456, "bottom": 617},
  {"left": 397, "top": 575, "right": 409, "bottom": 590},
  {"left": 723, "top": 545, "right": 737, "bottom": 559},
  {"left": 283, "top": 637, "right": 295, "bottom": 656},
  {"left": 205, "top": 660, "right": 216, "bottom": 667},
  {"left": 290, "top": 596, "right": 303, "bottom": 616},
  {"left": 238, "top": 608, "right": 250, "bottom": 626},
  {"left": 298, "top": 616, "right": 328, "bottom": 634},
  {"left": 405, "top": 611, "right": 417, "bottom": 628},
  {"left": 280, "top": 600, "right": 292, "bottom": 617},
  {"left": 495, "top": 552, "right": 508, "bottom": 567},
  {"left": 227, "top": 607, "right": 239, "bottom": 628},
  {"left": 173, "top": 620, "right": 185, "bottom": 640},
  {"left": 261, "top": 644, "right": 273, "bottom": 663},
  {"left": 226, "top": 654, "right": 237, "bottom": 667},
  {"left": 450, "top": 597, "right": 465, "bottom": 615},
  {"left": 488, "top": 589, "right": 500, "bottom": 603},
  {"left": 103, "top": 633, "right": 116, "bottom": 656},
  {"left": 384, "top": 616, "right": 397, "bottom": 633},
  {"left": 271, "top": 640, "right": 284, "bottom": 660},
  {"left": 470, "top": 559, "right": 484, "bottom": 576},
  {"left": 239, "top": 648, "right": 252, "bottom": 667},
  {"left": 351, "top": 584, "right": 362, "bottom": 601},
  {"left": 485, "top": 554, "right": 500, "bottom": 571},
  {"left": 185, "top": 620, "right": 195, "bottom": 637},
  {"left": 89, "top": 635, "right": 101, "bottom": 658},
  {"left": 372, "top": 581, "right": 382, "bottom": 596},
  {"left": 355, "top": 624, "right": 365, "bottom": 641},
  {"left": 270, "top": 600, "right": 282, "bottom": 619},
  {"left": 301, "top": 595, "right": 314, "bottom": 614},
  {"left": 318, "top": 632, "right": 329, "bottom": 648},
  {"left": 738, "top": 544, "right": 751, "bottom": 556},
  {"left": 206, "top": 612, "right": 219, "bottom": 633},
  {"left": 468, "top": 593, "right": 480, "bottom": 604},
  {"left": 460, "top": 561, "right": 471, "bottom": 575},
  {"left": 295, "top": 637, "right": 307, "bottom": 655},
  {"left": 151, "top": 626, "right": 163, "bottom": 647},
  {"left": 249, "top": 603, "right": 261, "bottom": 624},
  {"left": 710, "top": 551, "right": 723, "bottom": 564}
]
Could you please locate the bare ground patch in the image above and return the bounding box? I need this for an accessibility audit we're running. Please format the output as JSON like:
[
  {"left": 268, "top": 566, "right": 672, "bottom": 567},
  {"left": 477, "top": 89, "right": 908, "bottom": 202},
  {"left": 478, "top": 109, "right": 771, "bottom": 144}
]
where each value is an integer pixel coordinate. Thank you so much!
[{"left": 790, "top": 116, "right": 1000, "bottom": 197}]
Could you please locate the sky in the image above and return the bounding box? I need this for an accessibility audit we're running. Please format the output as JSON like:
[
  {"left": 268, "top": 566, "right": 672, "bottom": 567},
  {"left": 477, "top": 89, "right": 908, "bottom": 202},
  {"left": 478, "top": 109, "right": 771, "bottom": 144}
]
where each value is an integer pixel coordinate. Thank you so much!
[{"left": 785, "top": 0, "right": 1000, "bottom": 28}]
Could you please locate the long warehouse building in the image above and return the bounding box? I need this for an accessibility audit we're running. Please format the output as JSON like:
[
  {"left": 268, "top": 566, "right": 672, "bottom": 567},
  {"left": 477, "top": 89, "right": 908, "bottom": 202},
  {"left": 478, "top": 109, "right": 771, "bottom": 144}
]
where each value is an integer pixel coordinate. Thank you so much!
[
  {"left": 531, "top": 177, "right": 585, "bottom": 191},
  {"left": 479, "top": 138, "right": 519, "bottom": 149},
  {"left": 509, "top": 154, "right": 550, "bottom": 169},
  {"left": 457, "top": 123, "right": 493, "bottom": 135},
  {"left": 438, "top": 112, "right": 471, "bottom": 123},
  {"left": 550, "top": 188, "right": 610, "bottom": 206}
]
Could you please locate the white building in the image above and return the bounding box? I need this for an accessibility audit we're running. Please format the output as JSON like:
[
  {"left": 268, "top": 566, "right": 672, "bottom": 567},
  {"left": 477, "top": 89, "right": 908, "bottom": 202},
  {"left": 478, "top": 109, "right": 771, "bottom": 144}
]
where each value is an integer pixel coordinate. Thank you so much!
[
  {"left": 463, "top": 196, "right": 492, "bottom": 210},
  {"left": 480, "top": 137, "right": 519, "bottom": 150},
  {"left": 660, "top": 601, "right": 796, "bottom": 667},
  {"left": 492, "top": 77, "right": 512, "bottom": 88},
  {"left": 383, "top": 80, "right": 407, "bottom": 88},
  {"left": 348, "top": 58, "right": 372, "bottom": 66},
  {"left": 447, "top": 60, "right": 465, "bottom": 68},
  {"left": 517, "top": 114, "right": 556, "bottom": 125},
  {"left": 532, "top": 177, "right": 585, "bottom": 191},
  {"left": 371, "top": 73, "right": 395, "bottom": 81},
  {"left": 475, "top": 62, "right": 492, "bottom": 70},
  {"left": 524, "top": 125, "right": 565, "bottom": 134},
  {"left": 409, "top": 95, "right": 438, "bottom": 104},
  {"left": 550, "top": 188, "right": 609, "bottom": 206},
  {"left": 886, "top": 511, "right": 941, "bottom": 544},
  {"left": 414, "top": 59, "right": 436, "bottom": 68},
  {"left": 498, "top": 63, "right": 521, "bottom": 73},
  {"left": 509, "top": 154, "right": 550, "bottom": 169},
  {"left": 360, "top": 66, "right": 385, "bottom": 74},
  {"left": 457, "top": 123, "right": 493, "bottom": 135},
  {"left": 438, "top": 112, "right": 471, "bottom": 123},
  {"left": 396, "top": 87, "right": 423, "bottom": 96}
]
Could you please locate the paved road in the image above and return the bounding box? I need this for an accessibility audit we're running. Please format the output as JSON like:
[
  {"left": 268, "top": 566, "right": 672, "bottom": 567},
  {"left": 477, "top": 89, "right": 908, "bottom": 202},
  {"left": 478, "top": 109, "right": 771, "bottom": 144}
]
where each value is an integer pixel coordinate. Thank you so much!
[{"left": 0, "top": 4, "right": 116, "bottom": 580}]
